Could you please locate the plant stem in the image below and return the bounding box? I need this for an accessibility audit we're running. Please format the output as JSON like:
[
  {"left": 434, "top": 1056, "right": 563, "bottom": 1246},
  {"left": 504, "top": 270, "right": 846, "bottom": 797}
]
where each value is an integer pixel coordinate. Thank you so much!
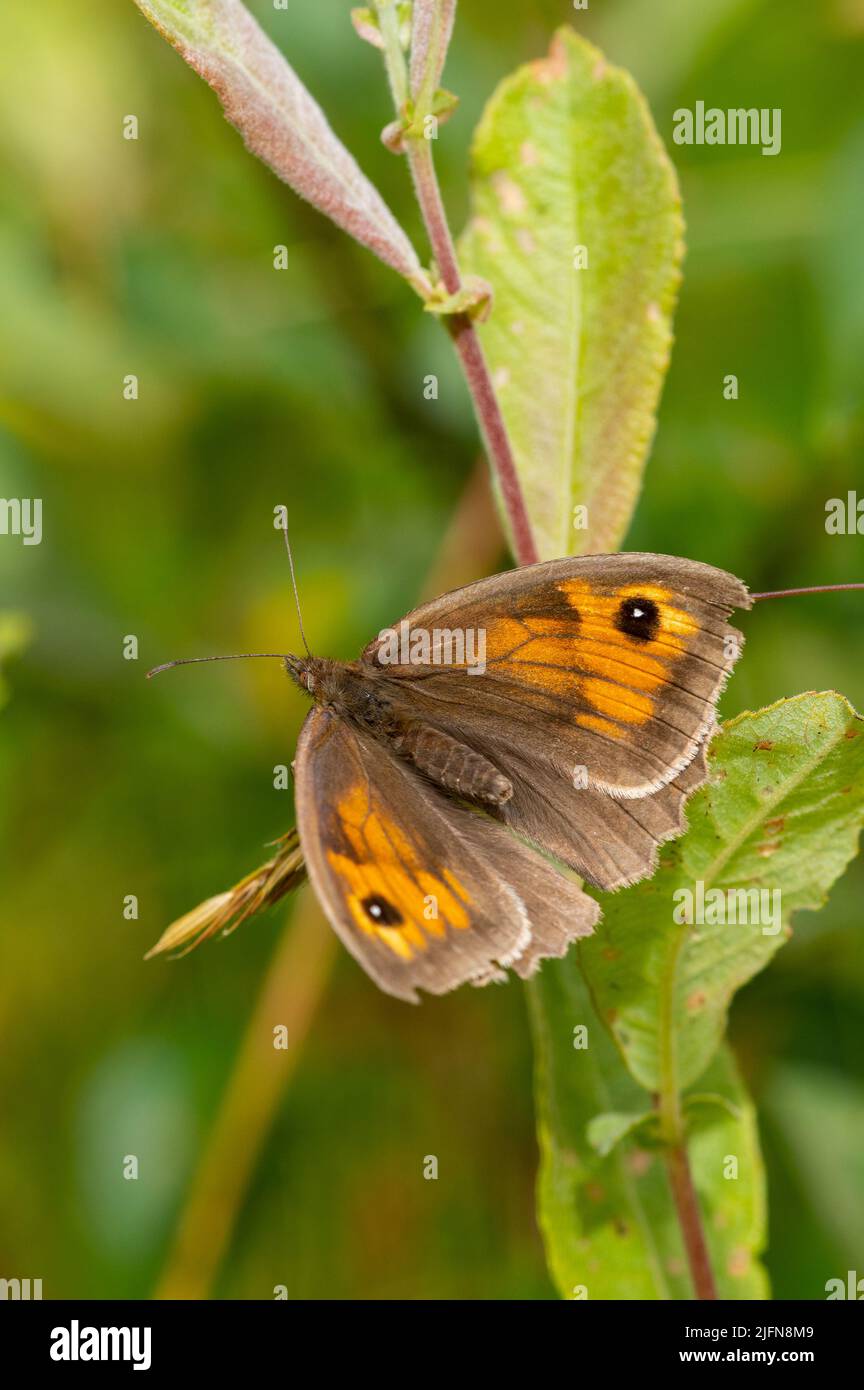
[
  {"left": 373, "top": 4, "right": 538, "bottom": 567},
  {"left": 657, "top": 1089, "right": 718, "bottom": 1300},
  {"left": 408, "top": 138, "right": 538, "bottom": 566}
]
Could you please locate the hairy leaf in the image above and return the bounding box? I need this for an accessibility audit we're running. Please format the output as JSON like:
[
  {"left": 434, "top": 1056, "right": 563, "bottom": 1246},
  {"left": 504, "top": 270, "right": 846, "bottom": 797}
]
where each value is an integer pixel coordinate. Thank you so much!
[
  {"left": 528, "top": 957, "right": 768, "bottom": 1299},
  {"left": 352, "top": 4, "right": 411, "bottom": 53},
  {"left": 133, "top": 0, "right": 426, "bottom": 287},
  {"left": 582, "top": 693, "right": 864, "bottom": 1093},
  {"left": 460, "top": 28, "right": 683, "bottom": 559},
  {"left": 410, "top": 0, "right": 456, "bottom": 113}
]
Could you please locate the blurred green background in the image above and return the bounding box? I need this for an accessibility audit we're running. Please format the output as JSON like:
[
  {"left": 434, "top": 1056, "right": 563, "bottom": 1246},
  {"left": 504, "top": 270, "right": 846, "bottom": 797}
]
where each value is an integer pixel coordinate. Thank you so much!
[{"left": 1, "top": 0, "right": 863, "bottom": 1300}]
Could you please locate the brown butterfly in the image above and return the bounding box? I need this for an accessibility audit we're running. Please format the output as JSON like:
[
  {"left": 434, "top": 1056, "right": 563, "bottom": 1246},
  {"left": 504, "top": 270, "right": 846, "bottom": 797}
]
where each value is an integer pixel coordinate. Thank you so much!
[
  {"left": 157, "top": 552, "right": 749, "bottom": 1001},
  {"left": 148, "top": 555, "right": 864, "bottom": 997}
]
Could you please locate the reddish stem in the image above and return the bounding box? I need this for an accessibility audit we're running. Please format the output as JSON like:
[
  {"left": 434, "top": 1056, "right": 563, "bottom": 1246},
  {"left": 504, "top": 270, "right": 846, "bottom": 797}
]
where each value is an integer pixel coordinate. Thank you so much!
[
  {"left": 664, "top": 1144, "right": 718, "bottom": 1300},
  {"left": 408, "top": 139, "right": 539, "bottom": 566}
]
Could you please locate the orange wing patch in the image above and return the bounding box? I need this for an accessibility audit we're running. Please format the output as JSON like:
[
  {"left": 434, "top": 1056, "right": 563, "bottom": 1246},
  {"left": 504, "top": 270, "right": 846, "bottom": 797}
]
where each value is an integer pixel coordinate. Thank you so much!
[
  {"left": 559, "top": 581, "right": 699, "bottom": 653},
  {"left": 479, "top": 581, "right": 701, "bottom": 739},
  {"left": 559, "top": 581, "right": 699, "bottom": 732},
  {"left": 326, "top": 782, "right": 471, "bottom": 961}
]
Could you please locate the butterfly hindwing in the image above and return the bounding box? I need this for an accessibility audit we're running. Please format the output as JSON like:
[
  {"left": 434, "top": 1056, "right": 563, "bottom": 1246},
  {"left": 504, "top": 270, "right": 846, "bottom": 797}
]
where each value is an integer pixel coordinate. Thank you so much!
[
  {"left": 486, "top": 729, "right": 711, "bottom": 890},
  {"left": 293, "top": 707, "right": 598, "bottom": 1001}
]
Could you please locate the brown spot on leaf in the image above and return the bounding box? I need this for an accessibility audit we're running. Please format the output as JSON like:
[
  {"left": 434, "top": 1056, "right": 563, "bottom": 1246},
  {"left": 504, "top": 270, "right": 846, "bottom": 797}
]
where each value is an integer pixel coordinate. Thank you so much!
[
  {"left": 516, "top": 227, "right": 536, "bottom": 255},
  {"left": 754, "top": 740, "right": 774, "bottom": 751},
  {"left": 728, "top": 1246, "right": 750, "bottom": 1277},
  {"left": 491, "top": 171, "right": 527, "bottom": 215},
  {"left": 585, "top": 1181, "right": 605, "bottom": 1204},
  {"left": 764, "top": 816, "right": 786, "bottom": 832},
  {"left": 545, "top": 31, "right": 569, "bottom": 80},
  {"left": 844, "top": 728, "right": 859, "bottom": 739},
  {"left": 687, "top": 989, "right": 708, "bottom": 1012},
  {"left": 757, "top": 840, "right": 781, "bottom": 857}
]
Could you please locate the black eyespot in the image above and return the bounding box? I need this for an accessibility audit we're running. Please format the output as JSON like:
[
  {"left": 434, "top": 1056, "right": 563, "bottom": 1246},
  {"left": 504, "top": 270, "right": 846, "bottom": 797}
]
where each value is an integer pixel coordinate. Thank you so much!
[
  {"left": 615, "top": 596, "right": 660, "bottom": 642},
  {"left": 361, "top": 894, "right": 403, "bottom": 926}
]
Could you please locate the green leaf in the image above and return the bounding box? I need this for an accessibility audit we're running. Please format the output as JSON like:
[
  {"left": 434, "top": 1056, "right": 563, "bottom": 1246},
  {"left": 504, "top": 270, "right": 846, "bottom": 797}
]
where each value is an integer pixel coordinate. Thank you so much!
[
  {"left": 684, "top": 1092, "right": 743, "bottom": 1125},
  {"left": 133, "top": 0, "right": 426, "bottom": 289},
  {"left": 423, "top": 274, "right": 492, "bottom": 321},
  {"left": 528, "top": 957, "right": 768, "bottom": 1299},
  {"left": 586, "top": 1108, "right": 655, "bottom": 1157},
  {"left": 350, "top": 8, "right": 386, "bottom": 52},
  {"left": 459, "top": 28, "right": 683, "bottom": 559},
  {"left": 409, "top": 0, "right": 456, "bottom": 121},
  {"left": 351, "top": 6, "right": 412, "bottom": 53},
  {"left": 581, "top": 692, "right": 864, "bottom": 1094},
  {"left": 683, "top": 1047, "right": 769, "bottom": 1299}
]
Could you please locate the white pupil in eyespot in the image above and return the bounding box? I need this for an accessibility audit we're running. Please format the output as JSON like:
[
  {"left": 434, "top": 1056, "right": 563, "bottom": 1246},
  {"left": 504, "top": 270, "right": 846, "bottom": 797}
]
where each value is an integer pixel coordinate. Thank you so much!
[
  {"left": 632, "top": 607, "right": 644, "bottom": 618},
  {"left": 369, "top": 902, "right": 383, "bottom": 919}
]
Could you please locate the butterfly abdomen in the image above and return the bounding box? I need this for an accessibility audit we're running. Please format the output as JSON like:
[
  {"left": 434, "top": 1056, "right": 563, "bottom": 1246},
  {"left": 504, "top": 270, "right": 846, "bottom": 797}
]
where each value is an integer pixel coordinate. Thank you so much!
[{"left": 393, "top": 724, "right": 513, "bottom": 807}]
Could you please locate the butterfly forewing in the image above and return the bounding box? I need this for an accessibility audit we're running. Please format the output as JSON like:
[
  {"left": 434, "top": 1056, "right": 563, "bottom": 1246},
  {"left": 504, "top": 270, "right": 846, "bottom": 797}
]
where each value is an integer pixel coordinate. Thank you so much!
[{"left": 362, "top": 553, "right": 750, "bottom": 799}]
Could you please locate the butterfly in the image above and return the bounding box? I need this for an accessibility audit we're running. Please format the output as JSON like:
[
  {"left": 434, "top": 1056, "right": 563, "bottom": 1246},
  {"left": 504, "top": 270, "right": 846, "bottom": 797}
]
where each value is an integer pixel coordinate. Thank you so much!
[{"left": 274, "top": 552, "right": 750, "bottom": 1002}]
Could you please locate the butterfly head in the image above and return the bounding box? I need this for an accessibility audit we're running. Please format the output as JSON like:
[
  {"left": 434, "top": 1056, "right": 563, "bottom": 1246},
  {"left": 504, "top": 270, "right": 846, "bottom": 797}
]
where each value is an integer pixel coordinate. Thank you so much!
[
  {"left": 284, "top": 653, "right": 317, "bottom": 692},
  {"left": 285, "top": 653, "right": 350, "bottom": 703}
]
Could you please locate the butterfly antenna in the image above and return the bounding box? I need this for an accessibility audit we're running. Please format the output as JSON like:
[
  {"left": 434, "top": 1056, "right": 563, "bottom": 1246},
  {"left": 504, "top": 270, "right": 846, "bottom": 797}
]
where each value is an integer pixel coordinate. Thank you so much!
[
  {"left": 148, "top": 518, "right": 313, "bottom": 681},
  {"left": 147, "top": 653, "right": 290, "bottom": 679},
  {"left": 279, "top": 515, "right": 312, "bottom": 656},
  {"left": 751, "top": 582, "right": 864, "bottom": 601}
]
